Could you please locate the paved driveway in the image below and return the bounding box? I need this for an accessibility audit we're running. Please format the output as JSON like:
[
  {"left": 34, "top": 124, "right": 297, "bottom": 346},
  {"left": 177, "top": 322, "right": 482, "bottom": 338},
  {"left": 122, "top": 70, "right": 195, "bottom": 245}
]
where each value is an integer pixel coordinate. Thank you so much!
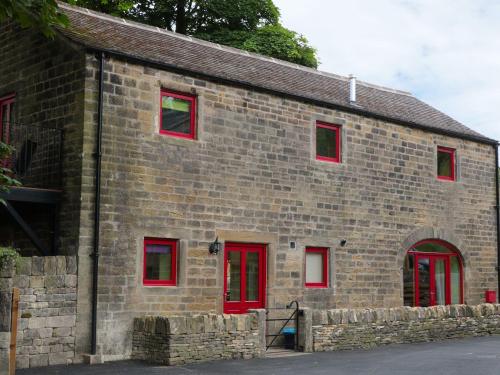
[{"left": 18, "top": 336, "right": 500, "bottom": 375}]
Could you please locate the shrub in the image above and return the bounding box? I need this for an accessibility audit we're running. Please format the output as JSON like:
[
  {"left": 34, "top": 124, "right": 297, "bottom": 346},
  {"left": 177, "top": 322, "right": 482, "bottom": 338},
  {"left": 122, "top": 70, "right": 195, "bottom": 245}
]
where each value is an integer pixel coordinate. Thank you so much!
[{"left": 0, "top": 246, "right": 21, "bottom": 269}]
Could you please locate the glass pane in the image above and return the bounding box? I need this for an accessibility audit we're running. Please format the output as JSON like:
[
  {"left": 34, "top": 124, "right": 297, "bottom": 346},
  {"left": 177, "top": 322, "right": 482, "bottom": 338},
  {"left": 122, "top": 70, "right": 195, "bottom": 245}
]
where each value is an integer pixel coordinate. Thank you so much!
[
  {"left": 450, "top": 257, "right": 461, "bottom": 304},
  {"left": 9, "top": 102, "right": 14, "bottom": 125},
  {"left": 227, "top": 251, "right": 241, "bottom": 301},
  {"left": 145, "top": 244, "right": 172, "bottom": 281},
  {"left": 403, "top": 254, "right": 415, "bottom": 306},
  {"left": 306, "top": 252, "right": 323, "bottom": 283},
  {"left": 161, "top": 95, "right": 191, "bottom": 134},
  {"left": 418, "top": 257, "right": 431, "bottom": 307},
  {"left": 316, "top": 126, "right": 337, "bottom": 159},
  {"left": 414, "top": 242, "right": 453, "bottom": 254},
  {"left": 434, "top": 259, "right": 446, "bottom": 305},
  {"left": 1, "top": 104, "right": 7, "bottom": 142},
  {"left": 437, "top": 150, "right": 452, "bottom": 177},
  {"left": 246, "top": 252, "right": 259, "bottom": 301}
]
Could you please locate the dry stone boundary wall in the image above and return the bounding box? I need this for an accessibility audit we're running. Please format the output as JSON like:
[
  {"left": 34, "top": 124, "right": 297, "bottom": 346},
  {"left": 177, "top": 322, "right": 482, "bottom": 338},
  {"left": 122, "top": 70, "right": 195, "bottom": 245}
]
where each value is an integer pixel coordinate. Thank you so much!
[
  {"left": 310, "top": 304, "right": 500, "bottom": 352},
  {"left": 132, "top": 310, "right": 266, "bottom": 365}
]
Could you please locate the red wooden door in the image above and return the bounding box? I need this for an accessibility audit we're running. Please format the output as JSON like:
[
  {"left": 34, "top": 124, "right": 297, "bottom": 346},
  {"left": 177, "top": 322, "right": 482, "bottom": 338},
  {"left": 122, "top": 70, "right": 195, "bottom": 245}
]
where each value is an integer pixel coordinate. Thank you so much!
[
  {"left": 414, "top": 254, "right": 450, "bottom": 307},
  {"left": 223, "top": 243, "right": 266, "bottom": 314}
]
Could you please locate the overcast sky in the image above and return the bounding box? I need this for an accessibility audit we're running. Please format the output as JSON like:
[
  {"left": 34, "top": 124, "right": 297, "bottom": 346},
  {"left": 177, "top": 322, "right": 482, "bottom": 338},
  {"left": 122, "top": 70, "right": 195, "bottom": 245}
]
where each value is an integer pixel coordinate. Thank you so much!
[{"left": 274, "top": 0, "right": 500, "bottom": 142}]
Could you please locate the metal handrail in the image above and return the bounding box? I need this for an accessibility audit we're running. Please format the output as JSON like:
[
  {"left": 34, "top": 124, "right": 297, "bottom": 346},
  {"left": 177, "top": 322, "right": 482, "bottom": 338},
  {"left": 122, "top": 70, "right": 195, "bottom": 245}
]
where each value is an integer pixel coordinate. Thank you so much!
[
  {"left": 1, "top": 122, "right": 63, "bottom": 189},
  {"left": 265, "top": 300, "right": 300, "bottom": 351}
]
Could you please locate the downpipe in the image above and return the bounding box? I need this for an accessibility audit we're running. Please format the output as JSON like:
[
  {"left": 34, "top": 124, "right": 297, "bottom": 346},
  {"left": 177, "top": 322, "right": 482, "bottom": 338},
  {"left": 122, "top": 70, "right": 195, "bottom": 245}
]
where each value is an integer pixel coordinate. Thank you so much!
[{"left": 91, "top": 51, "right": 105, "bottom": 355}]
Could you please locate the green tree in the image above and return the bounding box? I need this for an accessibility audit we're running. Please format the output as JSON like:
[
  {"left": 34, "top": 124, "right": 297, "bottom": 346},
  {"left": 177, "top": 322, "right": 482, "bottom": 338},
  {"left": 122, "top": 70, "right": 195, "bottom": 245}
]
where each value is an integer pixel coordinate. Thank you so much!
[
  {"left": 66, "top": 0, "right": 319, "bottom": 68},
  {"left": 0, "top": 0, "right": 68, "bottom": 37}
]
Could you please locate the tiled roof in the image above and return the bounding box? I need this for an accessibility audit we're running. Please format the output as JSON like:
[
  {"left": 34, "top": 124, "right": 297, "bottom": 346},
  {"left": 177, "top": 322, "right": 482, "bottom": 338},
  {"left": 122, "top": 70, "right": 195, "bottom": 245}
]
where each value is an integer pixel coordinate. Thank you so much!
[{"left": 57, "top": 3, "right": 495, "bottom": 144}]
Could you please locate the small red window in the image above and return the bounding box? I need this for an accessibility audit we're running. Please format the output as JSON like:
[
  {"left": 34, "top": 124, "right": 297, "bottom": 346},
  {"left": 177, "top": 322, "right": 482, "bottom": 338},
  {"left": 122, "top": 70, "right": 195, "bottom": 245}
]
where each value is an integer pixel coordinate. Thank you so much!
[
  {"left": 160, "top": 90, "right": 196, "bottom": 139},
  {"left": 316, "top": 121, "right": 341, "bottom": 163},
  {"left": 437, "top": 146, "right": 455, "bottom": 181},
  {"left": 305, "top": 247, "right": 328, "bottom": 288},
  {"left": 0, "top": 93, "right": 15, "bottom": 144},
  {"left": 143, "top": 238, "right": 177, "bottom": 286}
]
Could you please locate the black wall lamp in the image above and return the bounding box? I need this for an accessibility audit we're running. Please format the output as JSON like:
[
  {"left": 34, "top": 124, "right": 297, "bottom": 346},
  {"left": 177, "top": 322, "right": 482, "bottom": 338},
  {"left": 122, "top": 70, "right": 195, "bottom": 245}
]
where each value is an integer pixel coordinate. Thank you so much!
[
  {"left": 209, "top": 237, "right": 222, "bottom": 255},
  {"left": 340, "top": 239, "right": 347, "bottom": 247}
]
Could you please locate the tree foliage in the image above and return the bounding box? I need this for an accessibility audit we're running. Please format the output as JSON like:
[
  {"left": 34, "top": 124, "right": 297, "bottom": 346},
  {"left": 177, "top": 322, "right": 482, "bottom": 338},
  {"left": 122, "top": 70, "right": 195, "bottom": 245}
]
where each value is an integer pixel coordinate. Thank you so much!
[
  {"left": 0, "top": 0, "right": 68, "bottom": 37},
  {"left": 66, "top": 0, "right": 319, "bottom": 68}
]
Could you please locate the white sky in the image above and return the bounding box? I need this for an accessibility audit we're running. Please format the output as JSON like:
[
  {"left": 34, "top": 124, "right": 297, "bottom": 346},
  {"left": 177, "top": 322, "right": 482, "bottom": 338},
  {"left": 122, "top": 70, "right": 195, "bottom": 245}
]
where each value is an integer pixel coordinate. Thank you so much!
[{"left": 274, "top": 0, "right": 500, "bottom": 141}]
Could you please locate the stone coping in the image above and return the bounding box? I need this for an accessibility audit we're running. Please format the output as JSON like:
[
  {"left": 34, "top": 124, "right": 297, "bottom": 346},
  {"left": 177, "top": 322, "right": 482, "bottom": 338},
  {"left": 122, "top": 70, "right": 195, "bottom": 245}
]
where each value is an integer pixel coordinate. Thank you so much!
[
  {"left": 312, "top": 304, "right": 500, "bottom": 326},
  {"left": 134, "top": 313, "right": 260, "bottom": 335}
]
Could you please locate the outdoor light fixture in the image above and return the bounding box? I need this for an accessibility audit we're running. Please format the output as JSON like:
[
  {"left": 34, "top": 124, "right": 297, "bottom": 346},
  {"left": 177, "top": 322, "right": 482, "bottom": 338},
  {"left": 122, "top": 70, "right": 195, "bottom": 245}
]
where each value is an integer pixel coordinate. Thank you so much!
[
  {"left": 209, "top": 237, "right": 222, "bottom": 255},
  {"left": 340, "top": 239, "right": 347, "bottom": 247}
]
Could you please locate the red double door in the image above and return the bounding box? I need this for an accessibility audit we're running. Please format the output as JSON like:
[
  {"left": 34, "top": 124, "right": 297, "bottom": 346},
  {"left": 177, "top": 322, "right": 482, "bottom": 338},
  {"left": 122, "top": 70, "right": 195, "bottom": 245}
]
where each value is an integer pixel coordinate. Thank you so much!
[
  {"left": 223, "top": 243, "right": 266, "bottom": 314},
  {"left": 414, "top": 253, "right": 456, "bottom": 307}
]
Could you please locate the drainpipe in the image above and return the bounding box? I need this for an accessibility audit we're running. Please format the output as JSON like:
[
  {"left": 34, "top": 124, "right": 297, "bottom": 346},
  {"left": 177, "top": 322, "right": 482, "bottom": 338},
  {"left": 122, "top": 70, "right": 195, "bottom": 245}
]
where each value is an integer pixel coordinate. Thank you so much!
[
  {"left": 91, "top": 51, "right": 105, "bottom": 356},
  {"left": 495, "top": 145, "right": 500, "bottom": 299}
]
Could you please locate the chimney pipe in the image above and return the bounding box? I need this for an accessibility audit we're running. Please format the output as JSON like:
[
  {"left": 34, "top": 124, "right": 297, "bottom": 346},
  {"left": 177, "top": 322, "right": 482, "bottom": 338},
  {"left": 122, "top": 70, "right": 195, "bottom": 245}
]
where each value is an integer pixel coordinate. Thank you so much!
[{"left": 349, "top": 74, "right": 356, "bottom": 102}]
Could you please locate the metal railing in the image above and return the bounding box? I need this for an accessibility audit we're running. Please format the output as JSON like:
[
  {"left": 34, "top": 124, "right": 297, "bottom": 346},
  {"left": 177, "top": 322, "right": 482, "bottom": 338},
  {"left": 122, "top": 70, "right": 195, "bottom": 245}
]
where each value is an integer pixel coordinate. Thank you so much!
[
  {"left": 266, "top": 300, "right": 300, "bottom": 351},
  {"left": 1, "top": 122, "right": 63, "bottom": 189}
]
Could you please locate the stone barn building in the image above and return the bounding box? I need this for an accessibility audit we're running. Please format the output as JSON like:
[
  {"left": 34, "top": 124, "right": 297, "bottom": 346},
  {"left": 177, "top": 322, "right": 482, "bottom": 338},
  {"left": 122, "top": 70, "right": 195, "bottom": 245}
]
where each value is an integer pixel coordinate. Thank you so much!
[{"left": 0, "top": 2, "right": 499, "bottom": 365}]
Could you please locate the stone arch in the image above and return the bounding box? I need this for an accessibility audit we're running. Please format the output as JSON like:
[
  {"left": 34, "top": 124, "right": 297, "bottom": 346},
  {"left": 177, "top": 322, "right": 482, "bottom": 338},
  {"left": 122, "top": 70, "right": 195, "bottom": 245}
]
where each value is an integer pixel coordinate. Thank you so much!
[{"left": 398, "top": 227, "right": 469, "bottom": 269}]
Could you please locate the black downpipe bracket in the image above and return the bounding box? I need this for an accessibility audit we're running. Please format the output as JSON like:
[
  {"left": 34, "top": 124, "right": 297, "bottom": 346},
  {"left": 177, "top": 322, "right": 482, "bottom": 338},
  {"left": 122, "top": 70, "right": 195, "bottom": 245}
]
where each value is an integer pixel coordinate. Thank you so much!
[
  {"left": 495, "top": 145, "right": 500, "bottom": 298},
  {"left": 91, "top": 52, "right": 105, "bottom": 356}
]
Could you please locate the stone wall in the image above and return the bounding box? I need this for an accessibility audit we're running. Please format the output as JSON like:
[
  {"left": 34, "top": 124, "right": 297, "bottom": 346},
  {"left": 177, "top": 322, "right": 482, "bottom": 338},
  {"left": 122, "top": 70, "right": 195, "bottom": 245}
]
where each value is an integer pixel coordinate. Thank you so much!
[
  {"left": 0, "top": 22, "right": 86, "bottom": 255},
  {"left": 132, "top": 311, "right": 265, "bottom": 365},
  {"left": 13, "top": 256, "right": 78, "bottom": 368},
  {"left": 78, "top": 53, "right": 498, "bottom": 359},
  {"left": 0, "top": 260, "right": 15, "bottom": 375},
  {"left": 309, "top": 304, "right": 500, "bottom": 352}
]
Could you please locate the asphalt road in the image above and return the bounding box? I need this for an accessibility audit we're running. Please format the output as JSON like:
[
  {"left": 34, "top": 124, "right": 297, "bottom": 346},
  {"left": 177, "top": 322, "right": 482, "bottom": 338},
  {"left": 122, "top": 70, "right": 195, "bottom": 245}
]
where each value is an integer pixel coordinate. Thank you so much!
[{"left": 18, "top": 336, "right": 500, "bottom": 375}]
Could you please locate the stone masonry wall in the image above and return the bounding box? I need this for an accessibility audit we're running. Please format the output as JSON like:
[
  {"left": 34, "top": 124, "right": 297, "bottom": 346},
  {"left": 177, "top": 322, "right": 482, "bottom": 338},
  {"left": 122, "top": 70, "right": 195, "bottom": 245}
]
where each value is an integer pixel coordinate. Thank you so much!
[
  {"left": 13, "top": 256, "right": 78, "bottom": 368},
  {"left": 78, "top": 53, "right": 498, "bottom": 359},
  {"left": 0, "top": 22, "right": 86, "bottom": 255},
  {"left": 132, "top": 312, "right": 264, "bottom": 365},
  {"left": 311, "top": 304, "right": 500, "bottom": 352}
]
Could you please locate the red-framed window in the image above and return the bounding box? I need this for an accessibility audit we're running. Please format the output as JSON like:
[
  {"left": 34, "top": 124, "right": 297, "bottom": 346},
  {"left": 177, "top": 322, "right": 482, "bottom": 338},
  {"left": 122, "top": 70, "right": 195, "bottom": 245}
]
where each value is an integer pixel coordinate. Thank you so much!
[
  {"left": 143, "top": 238, "right": 177, "bottom": 286},
  {"left": 437, "top": 146, "right": 455, "bottom": 181},
  {"left": 316, "top": 121, "right": 341, "bottom": 163},
  {"left": 305, "top": 247, "right": 328, "bottom": 288},
  {"left": 160, "top": 89, "right": 196, "bottom": 139},
  {"left": 0, "top": 93, "right": 15, "bottom": 144}
]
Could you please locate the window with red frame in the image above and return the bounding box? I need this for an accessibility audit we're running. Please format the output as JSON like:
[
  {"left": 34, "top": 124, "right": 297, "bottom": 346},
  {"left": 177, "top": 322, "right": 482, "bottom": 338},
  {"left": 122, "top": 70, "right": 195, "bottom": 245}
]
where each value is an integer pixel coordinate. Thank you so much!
[
  {"left": 0, "top": 94, "right": 15, "bottom": 144},
  {"left": 437, "top": 146, "right": 455, "bottom": 181},
  {"left": 143, "top": 238, "right": 177, "bottom": 286},
  {"left": 305, "top": 247, "right": 328, "bottom": 288},
  {"left": 160, "top": 90, "right": 196, "bottom": 139},
  {"left": 316, "top": 122, "right": 341, "bottom": 163}
]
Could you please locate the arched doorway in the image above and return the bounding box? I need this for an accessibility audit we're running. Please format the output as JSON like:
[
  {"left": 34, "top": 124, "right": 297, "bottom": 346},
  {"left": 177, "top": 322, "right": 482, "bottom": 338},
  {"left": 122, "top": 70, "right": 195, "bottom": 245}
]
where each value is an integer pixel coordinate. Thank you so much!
[{"left": 403, "top": 239, "right": 463, "bottom": 307}]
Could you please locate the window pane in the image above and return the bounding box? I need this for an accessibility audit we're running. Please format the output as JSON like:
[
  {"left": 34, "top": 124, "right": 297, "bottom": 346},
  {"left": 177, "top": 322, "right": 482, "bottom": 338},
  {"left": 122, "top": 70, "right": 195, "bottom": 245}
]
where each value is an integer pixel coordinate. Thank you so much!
[
  {"left": 414, "top": 242, "right": 453, "bottom": 254},
  {"left": 227, "top": 251, "right": 241, "bottom": 301},
  {"left": 1, "top": 104, "right": 8, "bottom": 142},
  {"left": 434, "top": 259, "right": 446, "bottom": 305},
  {"left": 161, "top": 95, "right": 191, "bottom": 134},
  {"left": 418, "top": 257, "right": 431, "bottom": 307},
  {"left": 306, "top": 252, "right": 324, "bottom": 284},
  {"left": 316, "top": 126, "right": 337, "bottom": 159},
  {"left": 450, "top": 257, "right": 461, "bottom": 304},
  {"left": 403, "top": 254, "right": 414, "bottom": 306},
  {"left": 437, "top": 150, "right": 452, "bottom": 177},
  {"left": 145, "top": 244, "right": 172, "bottom": 281},
  {"left": 246, "top": 252, "right": 259, "bottom": 301}
]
